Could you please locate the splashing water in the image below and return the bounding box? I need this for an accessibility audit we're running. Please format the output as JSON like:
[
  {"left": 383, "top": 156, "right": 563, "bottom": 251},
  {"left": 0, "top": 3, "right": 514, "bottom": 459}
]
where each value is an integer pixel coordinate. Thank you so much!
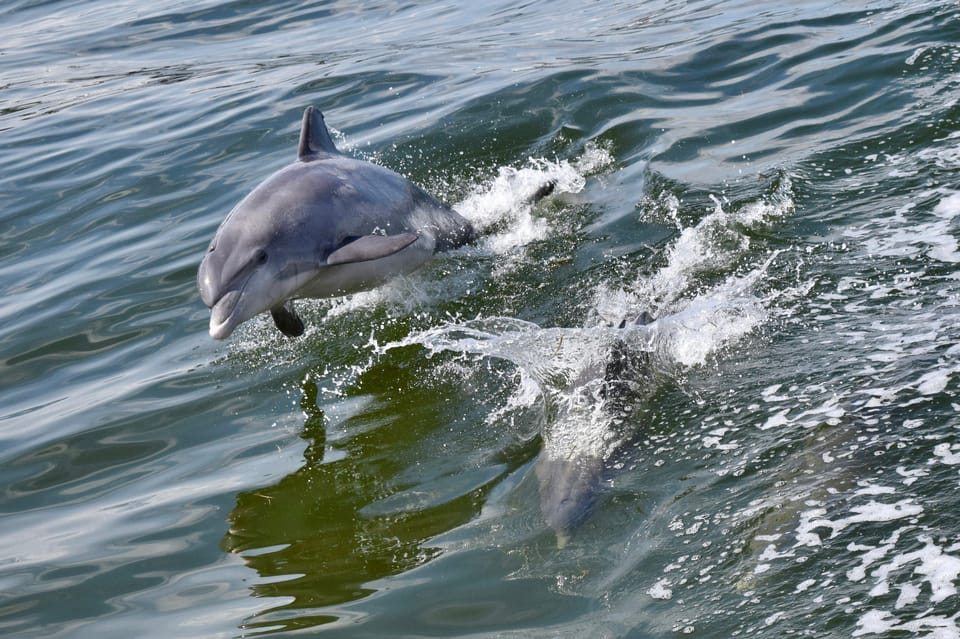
[
  {"left": 390, "top": 171, "right": 797, "bottom": 415},
  {"left": 457, "top": 144, "right": 613, "bottom": 254},
  {"left": 617, "top": 174, "right": 795, "bottom": 319},
  {"left": 381, "top": 173, "right": 796, "bottom": 541}
]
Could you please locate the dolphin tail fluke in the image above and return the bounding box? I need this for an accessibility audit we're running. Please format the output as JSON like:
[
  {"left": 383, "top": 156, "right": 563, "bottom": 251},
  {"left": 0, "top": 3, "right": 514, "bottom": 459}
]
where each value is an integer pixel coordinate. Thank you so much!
[
  {"left": 271, "top": 302, "right": 305, "bottom": 337},
  {"left": 298, "top": 106, "right": 340, "bottom": 160},
  {"left": 633, "top": 310, "right": 655, "bottom": 326},
  {"left": 617, "top": 310, "right": 655, "bottom": 329},
  {"left": 528, "top": 180, "right": 556, "bottom": 204}
]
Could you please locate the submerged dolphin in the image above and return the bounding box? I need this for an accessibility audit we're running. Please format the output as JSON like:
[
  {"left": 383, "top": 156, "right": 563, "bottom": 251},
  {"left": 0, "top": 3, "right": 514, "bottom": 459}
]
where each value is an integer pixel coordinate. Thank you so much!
[
  {"left": 536, "top": 311, "right": 656, "bottom": 546},
  {"left": 198, "top": 106, "right": 475, "bottom": 339}
]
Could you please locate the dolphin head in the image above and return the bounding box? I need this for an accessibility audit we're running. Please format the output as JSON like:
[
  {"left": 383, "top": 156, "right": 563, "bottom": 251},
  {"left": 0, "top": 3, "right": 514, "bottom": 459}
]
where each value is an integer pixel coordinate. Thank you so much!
[
  {"left": 535, "top": 453, "right": 603, "bottom": 547},
  {"left": 197, "top": 170, "right": 322, "bottom": 339},
  {"left": 198, "top": 221, "right": 311, "bottom": 340}
]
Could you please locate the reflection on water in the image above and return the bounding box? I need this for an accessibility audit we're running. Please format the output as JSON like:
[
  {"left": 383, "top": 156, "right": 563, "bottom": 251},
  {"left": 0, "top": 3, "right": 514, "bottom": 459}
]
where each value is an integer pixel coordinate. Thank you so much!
[{"left": 223, "top": 370, "right": 508, "bottom": 632}]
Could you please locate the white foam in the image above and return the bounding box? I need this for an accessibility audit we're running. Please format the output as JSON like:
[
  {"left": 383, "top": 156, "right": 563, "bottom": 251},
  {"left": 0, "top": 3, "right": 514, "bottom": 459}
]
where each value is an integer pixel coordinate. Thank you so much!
[
  {"left": 911, "top": 539, "right": 960, "bottom": 603},
  {"left": 793, "top": 495, "right": 922, "bottom": 549},
  {"left": 455, "top": 144, "right": 613, "bottom": 255},
  {"left": 932, "top": 443, "right": 960, "bottom": 466},
  {"left": 795, "top": 578, "right": 816, "bottom": 593},
  {"left": 654, "top": 266, "right": 770, "bottom": 368},
  {"left": 764, "top": 611, "right": 787, "bottom": 627},
  {"left": 906, "top": 47, "right": 927, "bottom": 65},
  {"left": 849, "top": 189, "right": 960, "bottom": 263},
  {"left": 919, "top": 143, "right": 960, "bottom": 172},
  {"left": 895, "top": 582, "right": 921, "bottom": 609},
  {"left": 648, "top": 578, "right": 673, "bottom": 600},
  {"left": 851, "top": 535, "right": 960, "bottom": 637},
  {"left": 586, "top": 179, "right": 794, "bottom": 379},
  {"left": 862, "top": 612, "right": 960, "bottom": 639},
  {"left": 854, "top": 609, "right": 897, "bottom": 636},
  {"left": 767, "top": 469, "right": 960, "bottom": 636},
  {"left": 896, "top": 466, "right": 928, "bottom": 486},
  {"left": 760, "top": 408, "right": 791, "bottom": 432}
]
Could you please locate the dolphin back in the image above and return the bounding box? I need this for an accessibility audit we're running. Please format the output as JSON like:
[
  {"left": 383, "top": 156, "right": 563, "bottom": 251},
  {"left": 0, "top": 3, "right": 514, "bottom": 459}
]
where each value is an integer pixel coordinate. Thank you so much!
[
  {"left": 300, "top": 105, "right": 474, "bottom": 250},
  {"left": 536, "top": 311, "right": 658, "bottom": 545}
]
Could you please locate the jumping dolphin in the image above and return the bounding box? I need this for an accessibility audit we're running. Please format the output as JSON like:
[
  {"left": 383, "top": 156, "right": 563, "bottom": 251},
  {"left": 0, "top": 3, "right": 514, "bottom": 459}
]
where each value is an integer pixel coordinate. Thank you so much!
[
  {"left": 197, "top": 107, "right": 476, "bottom": 339},
  {"left": 536, "top": 311, "right": 656, "bottom": 546}
]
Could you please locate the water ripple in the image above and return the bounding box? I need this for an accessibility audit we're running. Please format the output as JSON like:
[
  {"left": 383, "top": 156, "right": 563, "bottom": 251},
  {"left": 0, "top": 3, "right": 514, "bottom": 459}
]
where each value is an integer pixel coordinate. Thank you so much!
[{"left": 2, "top": 0, "right": 959, "bottom": 637}]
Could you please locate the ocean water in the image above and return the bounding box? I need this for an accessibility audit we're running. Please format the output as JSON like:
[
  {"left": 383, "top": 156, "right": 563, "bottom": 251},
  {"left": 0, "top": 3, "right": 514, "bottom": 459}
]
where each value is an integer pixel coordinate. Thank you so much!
[{"left": 2, "top": 1, "right": 960, "bottom": 637}]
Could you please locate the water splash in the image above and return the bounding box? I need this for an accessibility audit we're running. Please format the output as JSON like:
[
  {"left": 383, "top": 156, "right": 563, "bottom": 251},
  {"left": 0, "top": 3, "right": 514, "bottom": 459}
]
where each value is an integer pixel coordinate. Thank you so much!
[
  {"left": 456, "top": 143, "right": 613, "bottom": 254},
  {"left": 382, "top": 175, "right": 794, "bottom": 541},
  {"left": 615, "top": 173, "right": 794, "bottom": 319}
]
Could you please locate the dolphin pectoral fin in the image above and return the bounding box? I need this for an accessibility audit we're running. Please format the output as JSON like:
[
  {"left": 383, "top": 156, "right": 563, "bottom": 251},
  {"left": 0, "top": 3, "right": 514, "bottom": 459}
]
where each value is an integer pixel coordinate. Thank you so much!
[
  {"left": 326, "top": 232, "right": 419, "bottom": 266},
  {"left": 270, "top": 302, "right": 305, "bottom": 337},
  {"left": 298, "top": 106, "right": 340, "bottom": 160}
]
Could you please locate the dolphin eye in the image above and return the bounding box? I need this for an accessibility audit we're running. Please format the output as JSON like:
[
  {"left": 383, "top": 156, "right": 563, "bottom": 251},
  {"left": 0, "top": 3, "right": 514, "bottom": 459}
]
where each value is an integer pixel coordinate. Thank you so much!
[{"left": 255, "top": 249, "right": 268, "bottom": 265}]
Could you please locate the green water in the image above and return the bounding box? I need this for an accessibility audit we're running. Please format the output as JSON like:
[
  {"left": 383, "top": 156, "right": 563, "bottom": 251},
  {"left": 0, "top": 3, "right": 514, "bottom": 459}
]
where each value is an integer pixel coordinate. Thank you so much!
[{"left": 3, "top": 1, "right": 960, "bottom": 637}]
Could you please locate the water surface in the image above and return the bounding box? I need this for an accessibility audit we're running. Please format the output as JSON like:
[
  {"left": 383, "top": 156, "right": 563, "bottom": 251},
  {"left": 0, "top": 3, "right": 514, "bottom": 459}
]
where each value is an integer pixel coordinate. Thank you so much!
[{"left": 2, "top": 1, "right": 960, "bottom": 637}]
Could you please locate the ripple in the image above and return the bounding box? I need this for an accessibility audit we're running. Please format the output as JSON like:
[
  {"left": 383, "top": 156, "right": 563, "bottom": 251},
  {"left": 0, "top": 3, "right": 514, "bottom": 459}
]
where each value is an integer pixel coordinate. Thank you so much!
[{"left": 2, "top": 0, "right": 959, "bottom": 637}]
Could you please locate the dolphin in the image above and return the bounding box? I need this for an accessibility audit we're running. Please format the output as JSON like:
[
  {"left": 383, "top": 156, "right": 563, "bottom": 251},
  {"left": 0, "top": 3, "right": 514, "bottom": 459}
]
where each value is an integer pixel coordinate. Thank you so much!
[
  {"left": 197, "top": 106, "right": 476, "bottom": 339},
  {"left": 535, "top": 311, "right": 656, "bottom": 546}
]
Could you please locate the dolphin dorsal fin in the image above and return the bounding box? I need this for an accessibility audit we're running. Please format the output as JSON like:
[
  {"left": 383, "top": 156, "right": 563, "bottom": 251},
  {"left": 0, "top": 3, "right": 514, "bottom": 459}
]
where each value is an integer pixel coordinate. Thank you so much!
[{"left": 298, "top": 106, "right": 339, "bottom": 160}]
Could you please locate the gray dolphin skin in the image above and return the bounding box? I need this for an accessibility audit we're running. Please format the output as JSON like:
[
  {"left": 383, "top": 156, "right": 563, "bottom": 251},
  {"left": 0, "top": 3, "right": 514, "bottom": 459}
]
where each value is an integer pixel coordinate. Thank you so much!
[
  {"left": 536, "top": 311, "right": 655, "bottom": 547},
  {"left": 197, "top": 106, "right": 475, "bottom": 339}
]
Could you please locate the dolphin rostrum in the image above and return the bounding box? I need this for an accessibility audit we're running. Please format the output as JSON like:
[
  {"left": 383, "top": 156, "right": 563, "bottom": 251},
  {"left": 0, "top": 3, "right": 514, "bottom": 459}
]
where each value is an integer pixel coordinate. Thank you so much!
[
  {"left": 198, "top": 106, "right": 476, "bottom": 339},
  {"left": 536, "top": 311, "right": 656, "bottom": 546}
]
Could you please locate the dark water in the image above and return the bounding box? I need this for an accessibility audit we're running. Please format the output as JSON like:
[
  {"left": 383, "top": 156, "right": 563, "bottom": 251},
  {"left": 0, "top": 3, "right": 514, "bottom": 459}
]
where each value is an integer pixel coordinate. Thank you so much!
[{"left": 3, "top": 1, "right": 960, "bottom": 637}]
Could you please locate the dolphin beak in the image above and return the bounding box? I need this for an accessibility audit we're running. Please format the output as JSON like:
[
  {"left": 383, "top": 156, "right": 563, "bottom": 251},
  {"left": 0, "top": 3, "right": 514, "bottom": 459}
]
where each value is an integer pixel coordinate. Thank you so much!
[{"left": 208, "top": 290, "right": 243, "bottom": 339}]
